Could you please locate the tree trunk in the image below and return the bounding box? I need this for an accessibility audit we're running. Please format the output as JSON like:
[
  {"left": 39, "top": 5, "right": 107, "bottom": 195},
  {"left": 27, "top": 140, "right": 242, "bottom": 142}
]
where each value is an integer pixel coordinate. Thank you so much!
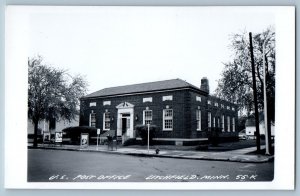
[
  {"left": 33, "top": 120, "right": 39, "bottom": 147},
  {"left": 267, "top": 117, "right": 272, "bottom": 153},
  {"left": 267, "top": 100, "right": 273, "bottom": 154}
]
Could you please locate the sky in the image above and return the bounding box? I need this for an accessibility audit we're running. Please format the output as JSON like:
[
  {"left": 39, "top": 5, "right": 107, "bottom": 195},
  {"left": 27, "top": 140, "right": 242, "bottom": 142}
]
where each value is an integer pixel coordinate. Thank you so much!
[{"left": 28, "top": 6, "right": 275, "bottom": 94}]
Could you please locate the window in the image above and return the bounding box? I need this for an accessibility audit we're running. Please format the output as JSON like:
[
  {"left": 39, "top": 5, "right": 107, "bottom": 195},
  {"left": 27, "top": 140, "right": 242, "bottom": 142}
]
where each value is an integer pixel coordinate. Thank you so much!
[
  {"left": 222, "top": 115, "right": 225, "bottom": 132},
  {"left": 217, "top": 118, "right": 220, "bottom": 128},
  {"left": 208, "top": 100, "right": 211, "bottom": 105},
  {"left": 143, "top": 110, "right": 153, "bottom": 125},
  {"left": 90, "top": 113, "right": 96, "bottom": 127},
  {"left": 214, "top": 102, "right": 218, "bottom": 107},
  {"left": 163, "top": 95, "right": 173, "bottom": 101},
  {"left": 232, "top": 107, "right": 235, "bottom": 111},
  {"left": 196, "top": 96, "right": 202, "bottom": 102},
  {"left": 221, "top": 104, "right": 224, "bottom": 109},
  {"left": 103, "top": 112, "right": 111, "bottom": 130},
  {"left": 213, "top": 117, "right": 216, "bottom": 127},
  {"left": 208, "top": 112, "right": 211, "bottom": 128},
  {"left": 126, "top": 118, "right": 130, "bottom": 130},
  {"left": 227, "top": 116, "right": 230, "bottom": 132},
  {"left": 143, "top": 97, "right": 153, "bottom": 103},
  {"left": 163, "top": 109, "right": 173, "bottom": 130},
  {"left": 89, "top": 102, "right": 96, "bottom": 107},
  {"left": 196, "top": 110, "right": 201, "bottom": 131},
  {"left": 232, "top": 117, "right": 235, "bottom": 132},
  {"left": 103, "top": 101, "right": 111, "bottom": 106}
]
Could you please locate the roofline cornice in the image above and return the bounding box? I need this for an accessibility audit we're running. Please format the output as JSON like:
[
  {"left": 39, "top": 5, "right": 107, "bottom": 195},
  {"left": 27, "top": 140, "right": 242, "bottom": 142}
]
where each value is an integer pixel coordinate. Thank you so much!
[{"left": 80, "top": 87, "right": 208, "bottom": 100}]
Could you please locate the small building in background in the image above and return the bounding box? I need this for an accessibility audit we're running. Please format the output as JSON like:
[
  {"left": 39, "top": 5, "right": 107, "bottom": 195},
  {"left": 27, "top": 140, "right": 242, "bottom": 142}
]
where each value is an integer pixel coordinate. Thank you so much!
[
  {"left": 244, "top": 115, "right": 275, "bottom": 139},
  {"left": 27, "top": 116, "right": 79, "bottom": 142}
]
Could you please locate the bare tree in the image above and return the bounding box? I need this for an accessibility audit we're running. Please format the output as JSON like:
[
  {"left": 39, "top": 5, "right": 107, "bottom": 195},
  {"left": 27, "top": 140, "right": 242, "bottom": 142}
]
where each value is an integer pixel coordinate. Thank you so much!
[
  {"left": 28, "top": 56, "right": 88, "bottom": 147},
  {"left": 215, "top": 27, "right": 275, "bottom": 123}
]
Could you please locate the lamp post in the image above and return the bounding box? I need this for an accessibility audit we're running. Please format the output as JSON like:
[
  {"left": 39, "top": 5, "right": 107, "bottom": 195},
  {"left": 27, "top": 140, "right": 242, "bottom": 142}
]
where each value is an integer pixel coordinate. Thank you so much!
[
  {"left": 263, "top": 40, "right": 270, "bottom": 155},
  {"left": 97, "top": 128, "right": 100, "bottom": 150},
  {"left": 147, "top": 123, "right": 150, "bottom": 154}
]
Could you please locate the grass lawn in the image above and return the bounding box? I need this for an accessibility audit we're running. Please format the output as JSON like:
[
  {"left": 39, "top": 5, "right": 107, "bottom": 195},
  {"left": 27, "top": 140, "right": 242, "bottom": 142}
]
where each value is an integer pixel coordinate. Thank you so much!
[{"left": 125, "top": 139, "right": 270, "bottom": 152}]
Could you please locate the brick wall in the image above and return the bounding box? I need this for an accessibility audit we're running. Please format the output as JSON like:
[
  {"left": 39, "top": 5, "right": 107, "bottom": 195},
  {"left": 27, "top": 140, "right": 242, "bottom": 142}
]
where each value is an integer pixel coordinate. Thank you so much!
[
  {"left": 80, "top": 89, "right": 238, "bottom": 141},
  {"left": 80, "top": 90, "right": 189, "bottom": 138}
]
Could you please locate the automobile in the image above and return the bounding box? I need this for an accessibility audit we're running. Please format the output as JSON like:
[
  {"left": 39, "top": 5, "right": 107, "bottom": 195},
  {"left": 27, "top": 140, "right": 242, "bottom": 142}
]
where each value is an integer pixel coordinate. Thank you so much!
[{"left": 238, "top": 129, "right": 248, "bottom": 140}]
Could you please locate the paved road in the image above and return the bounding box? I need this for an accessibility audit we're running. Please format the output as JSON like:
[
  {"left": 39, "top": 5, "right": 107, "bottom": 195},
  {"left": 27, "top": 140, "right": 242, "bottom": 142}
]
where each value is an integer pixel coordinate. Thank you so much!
[{"left": 28, "top": 149, "right": 274, "bottom": 182}]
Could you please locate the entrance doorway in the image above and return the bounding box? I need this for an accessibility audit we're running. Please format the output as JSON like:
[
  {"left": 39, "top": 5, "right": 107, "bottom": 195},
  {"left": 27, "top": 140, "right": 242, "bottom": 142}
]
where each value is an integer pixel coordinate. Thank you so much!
[
  {"left": 121, "top": 114, "right": 130, "bottom": 135},
  {"left": 116, "top": 102, "right": 135, "bottom": 143}
]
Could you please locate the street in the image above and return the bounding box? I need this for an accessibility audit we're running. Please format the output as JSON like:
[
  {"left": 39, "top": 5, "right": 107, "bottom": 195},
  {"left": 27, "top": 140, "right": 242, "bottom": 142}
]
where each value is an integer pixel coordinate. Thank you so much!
[{"left": 28, "top": 149, "right": 274, "bottom": 182}]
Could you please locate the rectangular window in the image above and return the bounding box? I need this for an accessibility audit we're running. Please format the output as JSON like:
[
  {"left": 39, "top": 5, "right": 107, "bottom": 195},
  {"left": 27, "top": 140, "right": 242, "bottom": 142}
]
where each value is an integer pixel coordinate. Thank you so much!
[
  {"left": 208, "top": 112, "right": 211, "bottom": 128},
  {"left": 143, "top": 110, "right": 153, "bottom": 125},
  {"left": 213, "top": 117, "right": 216, "bottom": 127},
  {"left": 103, "top": 101, "right": 111, "bottom": 106},
  {"left": 222, "top": 115, "right": 225, "bottom": 132},
  {"left": 89, "top": 102, "right": 96, "bottom": 107},
  {"left": 90, "top": 113, "right": 96, "bottom": 127},
  {"left": 162, "top": 95, "right": 173, "bottom": 101},
  {"left": 232, "top": 117, "right": 235, "bottom": 132},
  {"left": 143, "top": 97, "right": 153, "bottom": 103},
  {"left": 103, "top": 112, "right": 111, "bottom": 130},
  {"left": 196, "top": 110, "right": 201, "bottom": 131},
  {"left": 163, "top": 109, "right": 173, "bottom": 130},
  {"left": 208, "top": 100, "right": 211, "bottom": 105},
  {"left": 126, "top": 118, "right": 130, "bottom": 130},
  {"left": 196, "top": 96, "right": 202, "bottom": 102},
  {"left": 227, "top": 116, "right": 230, "bottom": 132}
]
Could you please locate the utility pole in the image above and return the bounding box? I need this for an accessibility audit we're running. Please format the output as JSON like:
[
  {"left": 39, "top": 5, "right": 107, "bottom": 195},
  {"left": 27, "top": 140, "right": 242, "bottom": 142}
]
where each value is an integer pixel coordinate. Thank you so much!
[
  {"left": 249, "top": 32, "right": 261, "bottom": 152},
  {"left": 263, "top": 40, "right": 270, "bottom": 155}
]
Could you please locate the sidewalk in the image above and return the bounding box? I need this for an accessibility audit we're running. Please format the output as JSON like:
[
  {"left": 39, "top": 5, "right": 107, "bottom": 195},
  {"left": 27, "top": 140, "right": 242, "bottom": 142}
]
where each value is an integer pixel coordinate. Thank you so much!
[{"left": 28, "top": 143, "right": 274, "bottom": 163}]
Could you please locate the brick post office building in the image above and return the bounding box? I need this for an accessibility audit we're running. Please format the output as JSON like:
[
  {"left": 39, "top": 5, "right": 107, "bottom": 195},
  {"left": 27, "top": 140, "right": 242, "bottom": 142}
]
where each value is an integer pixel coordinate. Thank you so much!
[{"left": 79, "top": 78, "right": 238, "bottom": 145}]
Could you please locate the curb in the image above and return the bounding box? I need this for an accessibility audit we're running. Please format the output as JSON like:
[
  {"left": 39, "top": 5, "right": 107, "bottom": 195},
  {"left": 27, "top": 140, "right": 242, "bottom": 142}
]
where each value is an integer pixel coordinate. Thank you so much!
[{"left": 28, "top": 146, "right": 274, "bottom": 163}]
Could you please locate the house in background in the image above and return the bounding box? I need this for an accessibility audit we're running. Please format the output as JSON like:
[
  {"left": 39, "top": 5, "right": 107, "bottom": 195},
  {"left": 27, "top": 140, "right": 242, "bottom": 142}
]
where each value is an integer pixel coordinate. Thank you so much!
[
  {"left": 244, "top": 115, "right": 275, "bottom": 139},
  {"left": 27, "top": 116, "right": 79, "bottom": 135},
  {"left": 79, "top": 78, "right": 238, "bottom": 145}
]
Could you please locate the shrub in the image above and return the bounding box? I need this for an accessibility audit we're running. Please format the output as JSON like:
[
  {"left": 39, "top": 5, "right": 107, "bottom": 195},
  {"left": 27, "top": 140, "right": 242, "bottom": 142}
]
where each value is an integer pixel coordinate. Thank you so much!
[
  {"left": 135, "top": 124, "right": 157, "bottom": 145},
  {"left": 27, "top": 133, "right": 43, "bottom": 143},
  {"left": 123, "top": 138, "right": 137, "bottom": 146},
  {"left": 62, "top": 126, "right": 97, "bottom": 144},
  {"left": 208, "top": 127, "right": 222, "bottom": 146},
  {"left": 195, "top": 144, "right": 209, "bottom": 151}
]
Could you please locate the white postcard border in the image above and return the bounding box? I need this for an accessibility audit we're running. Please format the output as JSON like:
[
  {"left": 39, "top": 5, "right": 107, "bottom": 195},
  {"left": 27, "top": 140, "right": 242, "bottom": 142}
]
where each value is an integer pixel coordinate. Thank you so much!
[{"left": 4, "top": 6, "right": 295, "bottom": 190}]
